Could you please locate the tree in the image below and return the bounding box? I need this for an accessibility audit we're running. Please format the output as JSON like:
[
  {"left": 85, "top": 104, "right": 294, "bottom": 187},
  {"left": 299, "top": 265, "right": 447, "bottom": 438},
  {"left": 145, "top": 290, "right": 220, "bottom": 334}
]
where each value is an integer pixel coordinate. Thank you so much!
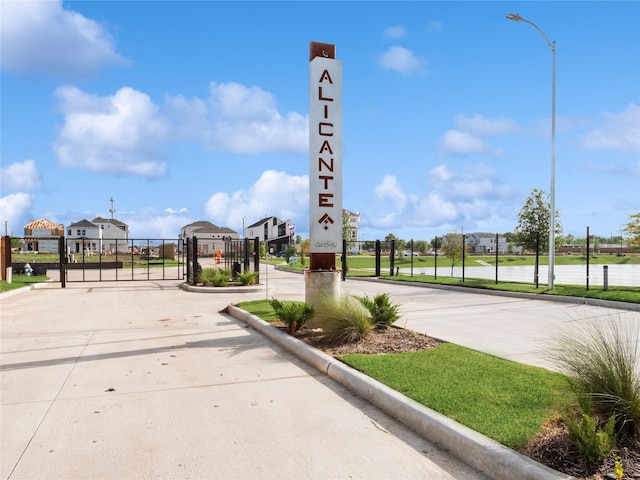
[
  {"left": 622, "top": 212, "right": 640, "bottom": 251},
  {"left": 441, "top": 231, "right": 466, "bottom": 276},
  {"left": 513, "top": 188, "right": 562, "bottom": 253}
]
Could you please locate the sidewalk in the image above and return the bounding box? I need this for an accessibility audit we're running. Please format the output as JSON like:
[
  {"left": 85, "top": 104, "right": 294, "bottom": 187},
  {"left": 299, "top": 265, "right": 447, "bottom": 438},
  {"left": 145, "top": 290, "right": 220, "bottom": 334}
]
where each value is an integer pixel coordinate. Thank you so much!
[
  {"left": 2, "top": 266, "right": 637, "bottom": 479},
  {"left": 1, "top": 272, "right": 487, "bottom": 480}
]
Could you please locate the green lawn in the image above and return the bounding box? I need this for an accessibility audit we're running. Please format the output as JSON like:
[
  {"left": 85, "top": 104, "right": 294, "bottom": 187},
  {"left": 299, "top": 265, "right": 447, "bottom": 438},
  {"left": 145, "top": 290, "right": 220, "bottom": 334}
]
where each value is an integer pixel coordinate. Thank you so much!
[
  {"left": 340, "top": 345, "right": 570, "bottom": 449},
  {"left": 0, "top": 275, "right": 49, "bottom": 292},
  {"left": 237, "top": 299, "right": 571, "bottom": 450}
]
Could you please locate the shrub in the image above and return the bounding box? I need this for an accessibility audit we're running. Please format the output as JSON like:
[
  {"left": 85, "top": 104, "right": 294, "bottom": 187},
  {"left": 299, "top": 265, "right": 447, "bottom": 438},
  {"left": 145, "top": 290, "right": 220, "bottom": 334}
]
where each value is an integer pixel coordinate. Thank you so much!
[
  {"left": 238, "top": 271, "right": 258, "bottom": 286},
  {"left": 565, "top": 397, "right": 616, "bottom": 465},
  {"left": 199, "top": 268, "right": 230, "bottom": 287},
  {"left": 269, "top": 298, "right": 315, "bottom": 334},
  {"left": 314, "top": 294, "right": 372, "bottom": 343},
  {"left": 548, "top": 314, "right": 640, "bottom": 437},
  {"left": 355, "top": 293, "right": 400, "bottom": 330}
]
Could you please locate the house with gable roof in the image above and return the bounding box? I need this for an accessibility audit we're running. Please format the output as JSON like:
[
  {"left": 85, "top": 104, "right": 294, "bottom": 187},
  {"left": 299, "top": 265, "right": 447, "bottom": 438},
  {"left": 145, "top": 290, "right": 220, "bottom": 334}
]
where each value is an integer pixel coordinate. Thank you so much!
[
  {"left": 180, "top": 221, "right": 239, "bottom": 256},
  {"left": 67, "top": 217, "right": 129, "bottom": 254},
  {"left": 23, "top": 218, "right": 64, "bottom": 253}
]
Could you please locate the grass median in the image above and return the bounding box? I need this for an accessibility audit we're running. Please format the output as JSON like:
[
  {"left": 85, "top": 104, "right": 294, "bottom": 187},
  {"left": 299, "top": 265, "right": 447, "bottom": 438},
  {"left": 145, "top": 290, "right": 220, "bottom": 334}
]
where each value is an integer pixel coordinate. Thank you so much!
[{"left": 237, "top": 299, "right": 571, "bottom": 451}]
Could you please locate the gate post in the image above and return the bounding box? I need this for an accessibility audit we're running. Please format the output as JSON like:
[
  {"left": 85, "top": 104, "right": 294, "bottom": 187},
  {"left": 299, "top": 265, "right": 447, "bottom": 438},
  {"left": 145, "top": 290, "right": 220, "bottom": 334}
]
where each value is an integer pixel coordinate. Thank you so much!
[
  {"left": 375, "top": 240, "right": 381, "bottom": 277},
  {"left": 59, "top": 236, "right": 66, "bottom": 288},
  {"left": 1, "top": 236, "right": 11, "bottom": 281},
  {"left": 253, "top": 237, "right": 260, "bottom": 283}
]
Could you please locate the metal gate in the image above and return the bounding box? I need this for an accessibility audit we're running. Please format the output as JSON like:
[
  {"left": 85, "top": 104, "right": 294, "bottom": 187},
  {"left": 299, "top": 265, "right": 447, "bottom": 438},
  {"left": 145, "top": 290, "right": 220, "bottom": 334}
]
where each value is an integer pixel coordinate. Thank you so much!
[
  {"left": 63, "top": 238, "right": 186, "bottom": 283},
  {"left": 185, "top": 236, "right": 261, "bottom": 285}
]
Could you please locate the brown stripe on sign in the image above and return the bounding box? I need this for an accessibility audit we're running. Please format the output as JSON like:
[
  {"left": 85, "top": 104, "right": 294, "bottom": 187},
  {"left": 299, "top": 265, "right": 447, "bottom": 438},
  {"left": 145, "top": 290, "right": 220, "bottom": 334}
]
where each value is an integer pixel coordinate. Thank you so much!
[{"left": 310, "top": 42, "right": 335, "bottom": 61}]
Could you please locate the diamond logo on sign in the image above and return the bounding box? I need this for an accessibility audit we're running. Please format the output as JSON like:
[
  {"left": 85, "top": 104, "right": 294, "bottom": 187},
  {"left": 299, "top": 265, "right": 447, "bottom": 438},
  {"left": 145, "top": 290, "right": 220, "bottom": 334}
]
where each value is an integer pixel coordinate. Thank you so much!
[{"left": 318, "top": 213, "right": 334, "bottom": 230}]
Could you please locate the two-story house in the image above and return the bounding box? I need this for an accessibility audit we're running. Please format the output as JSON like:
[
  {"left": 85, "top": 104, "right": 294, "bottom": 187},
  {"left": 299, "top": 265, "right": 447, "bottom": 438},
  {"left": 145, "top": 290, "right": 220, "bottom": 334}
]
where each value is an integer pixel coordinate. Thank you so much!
[
  {"left": 180, "top": 221, "right": 239, "bottom": 256},
  {"left": 67, "top": 217, "right": 129, "bottom": 254},
  {"left": 23, "top": 218, "right": 64, "bottom": 253},
  {"left": 244, "top": 216, "right": 293, "bottom": 254}
]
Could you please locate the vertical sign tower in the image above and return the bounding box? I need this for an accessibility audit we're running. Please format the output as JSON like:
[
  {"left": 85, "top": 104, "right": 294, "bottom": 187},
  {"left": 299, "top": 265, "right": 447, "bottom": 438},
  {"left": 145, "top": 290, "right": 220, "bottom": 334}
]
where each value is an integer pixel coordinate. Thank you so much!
[{"left": 306, "top": 42, "right": 342, "bottom": 304}]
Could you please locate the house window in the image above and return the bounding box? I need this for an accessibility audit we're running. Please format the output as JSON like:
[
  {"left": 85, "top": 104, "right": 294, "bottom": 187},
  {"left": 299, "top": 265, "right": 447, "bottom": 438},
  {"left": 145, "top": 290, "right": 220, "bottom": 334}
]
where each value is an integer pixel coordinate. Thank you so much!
[
  {"left": 68, "top": 229, "right": 71, "bottom": 236},
  {"left": 82, "top": 229, "right": 86, "bottom": 236},
  {"left": 77, "top": 230, "right": 81, "bottom": 236},
  {"left": 101, "top": 225, "right": 104, "bottom": 229}
]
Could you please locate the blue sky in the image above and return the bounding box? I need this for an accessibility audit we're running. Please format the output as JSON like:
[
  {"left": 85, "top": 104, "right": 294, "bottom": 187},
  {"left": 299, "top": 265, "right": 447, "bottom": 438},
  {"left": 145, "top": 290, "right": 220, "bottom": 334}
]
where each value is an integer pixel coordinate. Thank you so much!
[{"left": 1, "top": 1, "right": 639, "bottom": 241}]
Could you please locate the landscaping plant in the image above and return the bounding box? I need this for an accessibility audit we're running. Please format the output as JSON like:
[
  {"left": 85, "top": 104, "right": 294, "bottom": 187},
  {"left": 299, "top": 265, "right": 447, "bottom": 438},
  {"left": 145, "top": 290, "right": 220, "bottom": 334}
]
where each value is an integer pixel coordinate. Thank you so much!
[
  {"left": 355, "top": 293, "right": 400, "bottom": 330},
  {"left": 238, "top": 271, "right": 258, "bottom": 286},
  {"left": 269, "top": 298, "right": 314, "bottom": 334},
  {"left": 548, "top": 314, "right": 640, "bottom": 437},
  {"left": 564, "top": 396, "right": 617, "bottom": 465},
  {"left": 314, "top": 294, "right": 372, "bottom": 343}
]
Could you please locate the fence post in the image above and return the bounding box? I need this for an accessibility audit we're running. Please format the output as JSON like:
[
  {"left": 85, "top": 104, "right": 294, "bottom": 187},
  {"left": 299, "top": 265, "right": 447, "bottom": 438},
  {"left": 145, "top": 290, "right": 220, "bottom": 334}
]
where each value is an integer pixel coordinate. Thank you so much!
[
  {"left": 1, "top": 236, "right": 10, "bottom": 281},
  {"left": 495, "top": 233, "right": 499, "bottom": 284},
  {"left": 253, "top": 237, "right": 260, "bottom": 284},
  {"left": 59, "top": 236, "right": 66, "bottom": 288},
  {"left": 586, "top": 226, "right": 590, "bottom": 291},
  {"left": 535, "top": 232, "right": 540, "bottom": 288},
  {"left": 434, "top": 237, "right": 438, "bottom": 280},
  {"left": 375, "top": 240, "right": 381, "bottom": 277},
  {"left": 603, "top": 265, "right": 608, "bottom": 291},
  {"left": 341, "top": 239, "right": 347, "bottom": 281},
  {"left": 389, "top": 239, "right": 395, "bottom": 276},
  {"left": 462, "top": 234, "right": 466, "bottom": 282}
]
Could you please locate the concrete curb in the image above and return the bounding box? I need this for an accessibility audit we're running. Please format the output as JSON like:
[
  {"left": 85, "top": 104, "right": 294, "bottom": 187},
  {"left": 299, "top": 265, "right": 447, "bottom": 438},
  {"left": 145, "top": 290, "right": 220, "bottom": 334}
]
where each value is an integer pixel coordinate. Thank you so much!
[
  {"left": 180, "top": 282, "right": 264, "bottom": 293},
  {"left": 227, "top": 305, "right": 575, "bottom": 480},
  {"left": 349, "top": 276, "right": 640, "bottom": 312}
]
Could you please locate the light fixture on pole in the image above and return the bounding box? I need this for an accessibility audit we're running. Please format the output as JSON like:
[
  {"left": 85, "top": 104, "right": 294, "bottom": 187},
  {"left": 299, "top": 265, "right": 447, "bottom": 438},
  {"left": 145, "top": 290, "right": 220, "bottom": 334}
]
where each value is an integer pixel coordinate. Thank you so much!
[{"left": 506, "top": 13, "right": 556, "bottom": 289}]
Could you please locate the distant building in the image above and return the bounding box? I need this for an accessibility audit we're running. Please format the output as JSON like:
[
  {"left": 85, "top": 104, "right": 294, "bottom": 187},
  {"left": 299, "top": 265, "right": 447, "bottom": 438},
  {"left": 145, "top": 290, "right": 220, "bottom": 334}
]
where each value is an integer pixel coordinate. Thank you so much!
[
  {"left": 465, "top": 232, "right": 509, "bottom": 254},
  {"left": 244, "top": 216, "right": 293, "bottom": 254},
  {"left": 180, "top": 221, "right": 239, "bottom": 256},
  {"left": 343, "top": 209, "right": 360, "bottom": 244},
  {"left": 23, "top": 218, "right": 64, "bottom": 253},
  {"left": 67, "top": 217, "right": 129, "bottom": 254}
]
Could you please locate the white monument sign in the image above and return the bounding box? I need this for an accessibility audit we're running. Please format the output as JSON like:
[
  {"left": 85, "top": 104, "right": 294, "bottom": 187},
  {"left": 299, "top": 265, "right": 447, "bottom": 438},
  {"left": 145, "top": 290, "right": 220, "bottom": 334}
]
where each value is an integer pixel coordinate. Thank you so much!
[{"left": 309, "top": 43, "right": 342, "bottom": 255}]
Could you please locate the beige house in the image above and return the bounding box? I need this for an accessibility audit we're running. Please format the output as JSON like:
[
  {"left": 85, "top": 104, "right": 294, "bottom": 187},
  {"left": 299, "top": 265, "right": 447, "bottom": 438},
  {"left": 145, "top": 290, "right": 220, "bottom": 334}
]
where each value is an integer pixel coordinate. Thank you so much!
[
  {"left": 180, "top": 221, "right": 239, "bottom": 256},
  {"left": 23, "top": 218, "right": 64, "bottom": 253}
]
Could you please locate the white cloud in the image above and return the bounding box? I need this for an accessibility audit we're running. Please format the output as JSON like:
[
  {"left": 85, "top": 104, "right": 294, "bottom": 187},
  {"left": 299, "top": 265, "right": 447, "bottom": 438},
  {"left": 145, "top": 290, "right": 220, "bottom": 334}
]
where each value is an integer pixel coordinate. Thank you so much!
[
  {"left": 365, "top": 164, "right": 513, "bottom": 232},
  {"left": 167, "top": 81, "right": 308, "bottom": 155},
  {"left": 121, "top": 207, "right": 194, "bottom": 239},
  {"left": 454, "top": 114, "right": 519, "bottom": 137},
  {"left": 0, "top": 0, "right": 128, "bottom": 77},
  {"left": 53, "top": 85, "right": 169, "bottom": 177},
  {"left": 379, "top": 46, "right": 424, "bottom": 76},
  {"left": 374, "top": 175, "right": 409, "bottom": 210},
  {"left": 384, "top": 25, "right": 407, "bottom": 39},
  {"left": 51, "top": 81, "right": 309, "bottom": 177},
  {"left": 0, "top": 159, "right": 42, "bottom": 192},
  {"left": 580, "top": 103, "right": 640, "bottom": 153},
  {"left": 439, "top": 113, "right": 517, "bottom": 156},
  {"left": 0, "top": 193, "right": 33, "bottom": 233},
  {"left": 204, "top": 170, "right": 308, "bottom": 231},
  {"left": 440, "top": 130, "right": 499, "bottom": 156}
]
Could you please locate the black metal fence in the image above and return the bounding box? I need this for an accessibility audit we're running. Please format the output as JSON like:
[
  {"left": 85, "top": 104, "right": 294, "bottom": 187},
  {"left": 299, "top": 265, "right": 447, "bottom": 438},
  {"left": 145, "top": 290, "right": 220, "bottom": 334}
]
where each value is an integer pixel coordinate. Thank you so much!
[
  {"left": 7, "top": 236, "right": 186, "bottom": 285},
  {"left": 185, "top": 236, "right": 261, "bottom": 285},
  {"left": 342, "top": 236, "right": 639, "bottom": 290}
]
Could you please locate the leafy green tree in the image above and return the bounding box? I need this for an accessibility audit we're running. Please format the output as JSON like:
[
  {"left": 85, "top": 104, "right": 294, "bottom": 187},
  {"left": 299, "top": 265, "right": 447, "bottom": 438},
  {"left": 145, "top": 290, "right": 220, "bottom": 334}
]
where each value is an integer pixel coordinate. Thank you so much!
[
  {"left": 414, "top": 240, "right": 429, "bottom": 255},
  {"left": 622, "top": 212, "right": 640, "bottom": 251},
  {"left": 513, "top": 188, "right": 562, "bottom": 253},
  {"left": 442, "top": 232, "right": 466, "bottom": 276}
]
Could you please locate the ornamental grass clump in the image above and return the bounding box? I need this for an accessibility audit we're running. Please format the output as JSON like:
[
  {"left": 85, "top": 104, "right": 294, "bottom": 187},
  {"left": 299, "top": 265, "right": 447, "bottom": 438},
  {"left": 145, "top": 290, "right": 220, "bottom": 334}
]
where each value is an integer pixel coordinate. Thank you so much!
[
  {"left": 199, "top": 268, "right": 230, "bottom": 287},
  {"left": 355, "top": 293, "right": 400, "bottom": 330},
  {"left": 548, "top": 314, "right": 640, "bottom": 438},
  {"left": 238, "top": 271, "right": 258, "bottom": 286},
  {"left": 314, "top": 294, "right": 372, "bottom": 343},
  {"left": 269, "top": 298, "right": 314, "bottom": 334}
]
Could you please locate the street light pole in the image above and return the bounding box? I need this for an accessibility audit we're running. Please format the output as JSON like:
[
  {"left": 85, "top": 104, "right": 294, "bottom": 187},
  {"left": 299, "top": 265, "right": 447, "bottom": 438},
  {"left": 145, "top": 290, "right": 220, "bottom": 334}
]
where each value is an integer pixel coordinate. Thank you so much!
[{"left": 506, "top": 13, "right": 556, "bottom": 289}]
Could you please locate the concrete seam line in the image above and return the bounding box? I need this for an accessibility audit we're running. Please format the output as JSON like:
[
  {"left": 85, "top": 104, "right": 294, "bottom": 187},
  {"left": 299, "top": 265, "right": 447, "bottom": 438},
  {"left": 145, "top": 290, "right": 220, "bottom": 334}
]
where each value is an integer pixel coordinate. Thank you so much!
[
  {"left": 227, "top": 305, "right": 335, "bottom": 374},
  {"left": 325, "top": 361, "right": 572, "bottom": 480},
  {"left": 227, "top": 305, "right": 574, "bottom": 480}
]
